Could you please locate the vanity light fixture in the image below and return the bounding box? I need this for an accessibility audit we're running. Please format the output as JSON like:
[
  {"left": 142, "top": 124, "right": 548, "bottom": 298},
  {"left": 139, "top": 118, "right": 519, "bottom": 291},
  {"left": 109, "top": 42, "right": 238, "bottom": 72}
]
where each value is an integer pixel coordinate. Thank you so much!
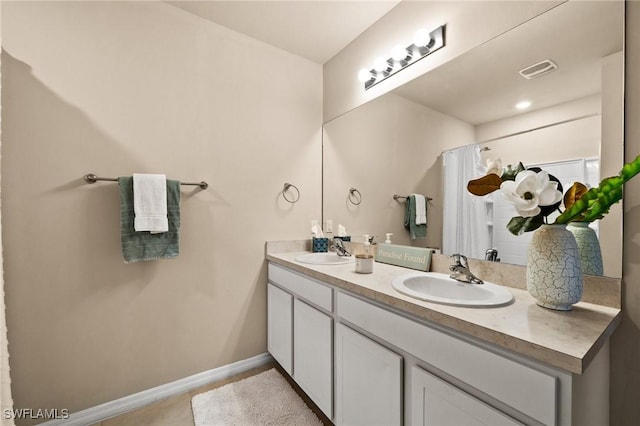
[
  {"left": 391, "top": 44, "right": 408, "bottom": 62},
  {"left": 358, "top": 25, "right": 446, "bottom": 90}
]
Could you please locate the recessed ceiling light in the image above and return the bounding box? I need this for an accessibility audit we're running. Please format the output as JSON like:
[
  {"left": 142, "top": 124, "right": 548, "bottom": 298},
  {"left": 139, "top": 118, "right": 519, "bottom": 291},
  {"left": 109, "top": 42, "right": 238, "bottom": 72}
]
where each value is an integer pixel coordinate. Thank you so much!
[{"left": 516, "top": 101, "right": 532, "bottom": 110}]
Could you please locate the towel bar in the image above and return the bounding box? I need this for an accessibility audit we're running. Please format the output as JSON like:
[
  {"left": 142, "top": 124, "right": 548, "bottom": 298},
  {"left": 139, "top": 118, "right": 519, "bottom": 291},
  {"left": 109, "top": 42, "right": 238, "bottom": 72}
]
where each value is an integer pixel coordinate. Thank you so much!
[
  {"left": 84, "top": 173, "right": 208, "bottom": 189},
  {"left": 393, "top": 194, "right": 433, "bottom": 202}
]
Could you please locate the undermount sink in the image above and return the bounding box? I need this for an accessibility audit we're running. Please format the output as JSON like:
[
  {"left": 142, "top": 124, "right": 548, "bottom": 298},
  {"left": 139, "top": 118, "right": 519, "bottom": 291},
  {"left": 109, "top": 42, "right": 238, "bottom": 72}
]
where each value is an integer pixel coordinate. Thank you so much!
[
  {"left": 295, "top": 252, "right": 355, "bottom": 265},
  {"left": 391, "top": 272, "right": 514, "bottom": 307}
]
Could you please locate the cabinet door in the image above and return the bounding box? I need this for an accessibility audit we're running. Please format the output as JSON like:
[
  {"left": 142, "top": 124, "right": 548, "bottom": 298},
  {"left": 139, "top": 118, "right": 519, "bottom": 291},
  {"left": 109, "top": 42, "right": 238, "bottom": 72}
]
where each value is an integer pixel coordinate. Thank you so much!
[
  {"left": 410, "top": 365, "right": 522, "bottom": 426},
  {"left": 267, "top": 283, "right": 292, "bottom": 374},
  {"left": 294, "top": 299, "right": 333, "bottom": 419},
  {"left": 336, "top": 323, "right": 402, "bottom": 426}
]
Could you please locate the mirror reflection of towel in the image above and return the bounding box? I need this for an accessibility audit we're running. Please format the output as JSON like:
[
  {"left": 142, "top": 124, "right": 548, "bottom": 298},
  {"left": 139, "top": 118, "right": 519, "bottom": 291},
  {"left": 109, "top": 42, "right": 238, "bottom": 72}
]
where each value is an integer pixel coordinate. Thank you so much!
[
  {"left": 413, "top": 193, "right": 427, "bottom": 225},
  {"left": 404, "top": 194, "right": 427, "bottom": 240},
  {"left": 119, "top": 176, "right": 181, "bottom": 263}
]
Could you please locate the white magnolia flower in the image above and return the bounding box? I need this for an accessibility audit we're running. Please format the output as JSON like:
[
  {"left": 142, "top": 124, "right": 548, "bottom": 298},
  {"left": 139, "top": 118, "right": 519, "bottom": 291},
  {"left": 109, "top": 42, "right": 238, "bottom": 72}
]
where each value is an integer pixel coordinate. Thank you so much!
[
  {"left": 486, "top": 158, "right": 502, "bottom": 176},
  {"left": 500, "top": 170, "right": 563, "bottom": 217}
]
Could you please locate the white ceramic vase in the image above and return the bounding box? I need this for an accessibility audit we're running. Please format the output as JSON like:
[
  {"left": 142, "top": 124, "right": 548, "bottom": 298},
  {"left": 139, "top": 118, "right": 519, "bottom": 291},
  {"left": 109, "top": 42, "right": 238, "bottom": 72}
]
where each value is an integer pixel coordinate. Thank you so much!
[
  {"left": 567, "top": 222, "right": 604, "bottom": 276},
  {"left": 527, "top": 224, "right": 583, "bottom": 311}
]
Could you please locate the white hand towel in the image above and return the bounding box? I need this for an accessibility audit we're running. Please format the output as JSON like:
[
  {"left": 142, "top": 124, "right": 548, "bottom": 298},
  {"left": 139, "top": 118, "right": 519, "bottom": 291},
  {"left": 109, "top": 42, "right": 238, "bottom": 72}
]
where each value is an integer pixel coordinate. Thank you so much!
[
  {"left": 413, "top": 193, "right": 427, "bottom": 225},
  {"left": 133, "top": 173, "right": 168, "bottom": 233}
]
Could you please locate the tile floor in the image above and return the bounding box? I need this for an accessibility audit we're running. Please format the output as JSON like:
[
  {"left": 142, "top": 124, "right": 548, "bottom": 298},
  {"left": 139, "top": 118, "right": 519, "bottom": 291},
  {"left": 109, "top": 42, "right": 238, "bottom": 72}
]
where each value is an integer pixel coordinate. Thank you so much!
[{"left": 91, "top": 362, "right": 332, "bottom": 426}]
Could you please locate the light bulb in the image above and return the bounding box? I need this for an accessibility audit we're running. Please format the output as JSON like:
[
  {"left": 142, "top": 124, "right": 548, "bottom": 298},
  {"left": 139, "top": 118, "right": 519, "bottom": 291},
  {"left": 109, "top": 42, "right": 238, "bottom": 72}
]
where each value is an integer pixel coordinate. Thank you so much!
[
  {"left": 374, "top": 57, "right": 387, "bottom": 72},
  {"left": 515, "top": 100, "right": 532, "bottom": 110},
  {"left": 414, "top": 28, "right": 431, "bottom": 47},
  {"left": 358, "top": 68, "right": 372, "bottom": 83},
  {"left": 391, "top": 44, "right": 408, "bottom": 62}
]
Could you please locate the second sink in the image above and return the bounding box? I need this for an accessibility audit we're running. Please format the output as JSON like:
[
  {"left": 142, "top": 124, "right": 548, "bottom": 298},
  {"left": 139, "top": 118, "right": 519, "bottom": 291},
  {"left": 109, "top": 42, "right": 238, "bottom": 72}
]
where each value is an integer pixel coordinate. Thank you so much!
[{"left": 392, "top": 272, "right": 513, "bottom": 307}]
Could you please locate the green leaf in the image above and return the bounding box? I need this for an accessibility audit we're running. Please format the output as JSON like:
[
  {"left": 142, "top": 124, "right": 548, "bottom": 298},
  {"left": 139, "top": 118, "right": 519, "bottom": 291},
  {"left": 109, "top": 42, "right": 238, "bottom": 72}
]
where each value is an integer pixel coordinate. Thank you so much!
[
  {"left": 555, "top": 154, "right": 640, "bottom": 224},
  {"left": 621, "top": 154, "right": 640, "bottom": 180},
  {"left": 507, "top": 215, "right": 544, "bottom": 236}
]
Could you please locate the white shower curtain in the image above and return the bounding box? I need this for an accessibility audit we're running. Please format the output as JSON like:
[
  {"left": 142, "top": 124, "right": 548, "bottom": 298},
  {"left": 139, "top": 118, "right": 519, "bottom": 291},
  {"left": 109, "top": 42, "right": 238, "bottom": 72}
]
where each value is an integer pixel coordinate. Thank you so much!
[{"left": 442, "top": 144, "right": 491, "bottom": 260}]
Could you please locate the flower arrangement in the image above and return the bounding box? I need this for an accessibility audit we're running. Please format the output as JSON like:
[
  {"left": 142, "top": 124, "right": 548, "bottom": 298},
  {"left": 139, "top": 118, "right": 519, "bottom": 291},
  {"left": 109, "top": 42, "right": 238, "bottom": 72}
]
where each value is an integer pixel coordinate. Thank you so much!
[{"left": 467, "top": 154, "right": 640, "bottom": 235}]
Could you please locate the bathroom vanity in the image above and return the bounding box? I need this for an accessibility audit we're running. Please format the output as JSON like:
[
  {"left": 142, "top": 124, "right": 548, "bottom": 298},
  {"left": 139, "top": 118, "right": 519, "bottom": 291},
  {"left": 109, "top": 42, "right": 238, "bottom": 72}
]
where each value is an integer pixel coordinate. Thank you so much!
[{"left": 265, "top": 242, "right": 621, "bottom": 426}]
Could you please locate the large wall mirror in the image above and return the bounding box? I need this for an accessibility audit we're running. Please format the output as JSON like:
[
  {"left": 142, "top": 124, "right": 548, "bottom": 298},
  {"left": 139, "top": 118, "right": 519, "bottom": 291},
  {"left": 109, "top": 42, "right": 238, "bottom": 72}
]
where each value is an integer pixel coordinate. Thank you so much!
[{"left": 322, "top": 1, "right": 624, "bottom": 278}]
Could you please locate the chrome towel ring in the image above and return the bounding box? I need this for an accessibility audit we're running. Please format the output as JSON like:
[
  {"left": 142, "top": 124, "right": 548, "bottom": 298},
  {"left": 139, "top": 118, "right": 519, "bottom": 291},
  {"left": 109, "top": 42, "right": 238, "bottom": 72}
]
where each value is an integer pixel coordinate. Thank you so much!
[
  {"left": 348, "top": 187, "right": 362, "bottom": 205},
  {"left": 282, "top": 182, "right": 300, "bottom": 203}
]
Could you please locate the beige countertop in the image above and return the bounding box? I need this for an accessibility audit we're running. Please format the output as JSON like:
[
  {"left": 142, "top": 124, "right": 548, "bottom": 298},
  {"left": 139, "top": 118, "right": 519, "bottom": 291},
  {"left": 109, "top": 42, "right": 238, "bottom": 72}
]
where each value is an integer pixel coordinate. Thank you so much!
[{"left": 266, "top": 242, "right": 621, "bottom": 375}]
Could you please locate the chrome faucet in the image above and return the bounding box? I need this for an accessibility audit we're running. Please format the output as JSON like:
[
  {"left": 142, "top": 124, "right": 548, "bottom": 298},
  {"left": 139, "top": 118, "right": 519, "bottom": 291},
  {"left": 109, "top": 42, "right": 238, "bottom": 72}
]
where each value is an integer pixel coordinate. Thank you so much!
[
  {"left": 485, "top": 248, "right": 500, "bottom": 262},
  {"left": 332, "top": 237, "right": 351, "bottom": 257},
  {"left": 449, "top": 254, "right": 484, "bottom": 284}
]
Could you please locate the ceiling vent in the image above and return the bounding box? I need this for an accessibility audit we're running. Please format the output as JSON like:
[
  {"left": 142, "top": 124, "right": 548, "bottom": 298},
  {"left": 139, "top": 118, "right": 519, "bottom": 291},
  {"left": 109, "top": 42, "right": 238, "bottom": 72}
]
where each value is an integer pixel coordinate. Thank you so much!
[{"left": 519, "top": 59, "right": 558, "bottom": 79}]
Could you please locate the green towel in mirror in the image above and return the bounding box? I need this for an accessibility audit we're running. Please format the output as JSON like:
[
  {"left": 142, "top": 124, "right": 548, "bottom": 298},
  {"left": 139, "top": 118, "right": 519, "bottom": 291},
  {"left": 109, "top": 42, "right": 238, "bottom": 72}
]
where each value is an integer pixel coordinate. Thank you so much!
[{"left": 404, "top": 194, "right": 427, "bottom": 240}]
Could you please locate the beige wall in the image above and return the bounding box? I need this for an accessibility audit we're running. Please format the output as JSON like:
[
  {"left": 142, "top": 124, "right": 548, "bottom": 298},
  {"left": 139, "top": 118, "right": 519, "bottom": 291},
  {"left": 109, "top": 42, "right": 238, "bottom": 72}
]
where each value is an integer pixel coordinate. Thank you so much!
[
  {"left": 323, "top": 93, "right": 474, "bottom": 248},
  {"left": 1, "top": 1, "right": 321, "bottom": 418},
  {"left": 323, "top": 0, "right": 561, "bottom": 122},
  {"left": 612, "top": 1, "right": 640, "bottom": 423},
  {"left": 0, "top": 4, "right": 15, "bottom": 424}
]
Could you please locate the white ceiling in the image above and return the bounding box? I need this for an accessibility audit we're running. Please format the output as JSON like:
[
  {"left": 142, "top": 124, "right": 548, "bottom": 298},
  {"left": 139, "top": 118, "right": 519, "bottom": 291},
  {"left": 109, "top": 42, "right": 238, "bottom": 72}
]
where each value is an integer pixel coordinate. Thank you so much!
[
  {"left": 167, "top": 1, "right": 623, "bottom": 125},
  {"left": 393, "top": 1, "right": 624, "bottom": 125},
  {"left": 167, "top": 1, "right": 400, "bottom": 64}
]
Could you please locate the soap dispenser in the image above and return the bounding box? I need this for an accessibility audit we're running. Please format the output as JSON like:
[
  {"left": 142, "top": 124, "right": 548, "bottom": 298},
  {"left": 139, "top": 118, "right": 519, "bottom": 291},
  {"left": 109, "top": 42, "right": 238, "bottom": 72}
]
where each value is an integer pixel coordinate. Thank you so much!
[
  {"left": 355, "top": 234, "right": 374, "bottom": 274},
  {"left": 385, "top": 233, "right": 393, "bottom": 244}
]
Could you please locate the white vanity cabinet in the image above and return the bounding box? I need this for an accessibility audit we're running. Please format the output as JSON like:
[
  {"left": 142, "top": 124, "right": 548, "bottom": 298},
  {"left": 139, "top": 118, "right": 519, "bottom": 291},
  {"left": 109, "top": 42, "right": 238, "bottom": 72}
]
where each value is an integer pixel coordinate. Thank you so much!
[
  {"left": 267, "top": 264, "right": 333, "bottom": 419},
  {"left": 267, "top": 262, "right": 610, "bottom": 426},
  {"left": 335, "top": 323, "right": 402, "bottom": 426},
  {"left": 336, "top": 290, "right": 609, "bottom": 426}
]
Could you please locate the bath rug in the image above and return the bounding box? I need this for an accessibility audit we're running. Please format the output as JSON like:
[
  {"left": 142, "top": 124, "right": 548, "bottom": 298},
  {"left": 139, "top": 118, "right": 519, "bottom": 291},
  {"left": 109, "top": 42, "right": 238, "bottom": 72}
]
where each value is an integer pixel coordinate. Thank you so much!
[{"left": 191, "top": 368, "right": 322, "bottom": 426}]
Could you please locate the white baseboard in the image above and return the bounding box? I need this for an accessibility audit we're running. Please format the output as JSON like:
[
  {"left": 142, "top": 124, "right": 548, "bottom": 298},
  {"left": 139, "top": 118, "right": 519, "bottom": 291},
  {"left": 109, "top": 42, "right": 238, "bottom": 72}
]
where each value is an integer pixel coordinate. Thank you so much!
[{"left": 41, "top": 352, "right": 273, "bottom": 426}]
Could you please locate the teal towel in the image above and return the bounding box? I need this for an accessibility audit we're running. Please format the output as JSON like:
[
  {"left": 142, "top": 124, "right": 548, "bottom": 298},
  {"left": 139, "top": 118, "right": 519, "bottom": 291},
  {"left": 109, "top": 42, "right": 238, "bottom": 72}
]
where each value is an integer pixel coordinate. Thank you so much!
[
  {"left": 404, "top": 194, "right": 427, "bottom": 240},
  {"left": 119, "top": 177, "right": 181, "bottom": 263}
]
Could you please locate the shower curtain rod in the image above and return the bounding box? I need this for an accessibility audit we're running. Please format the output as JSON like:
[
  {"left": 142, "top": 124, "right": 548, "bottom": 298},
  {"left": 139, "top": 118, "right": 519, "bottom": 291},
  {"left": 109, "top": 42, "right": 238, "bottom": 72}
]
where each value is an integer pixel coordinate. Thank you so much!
[
  {"left": 478, "top": 113, "right": 600, "bottom": 144},
  {"left": 441, "top": 112, "right": 601, "bottom": 153},
  {"left": 83, "top": 173, "right": 208, "bottom": 190}
]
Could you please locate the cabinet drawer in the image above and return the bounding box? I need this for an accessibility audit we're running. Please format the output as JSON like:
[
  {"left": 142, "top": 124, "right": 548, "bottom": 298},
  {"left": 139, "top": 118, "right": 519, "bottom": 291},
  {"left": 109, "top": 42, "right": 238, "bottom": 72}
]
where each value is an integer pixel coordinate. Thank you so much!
[
  {"left": 337, "top": 292, "right": 557, "bottom": 426},
  {"left": 268, "top": 263, "right": 333, "bottom": 312}
]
